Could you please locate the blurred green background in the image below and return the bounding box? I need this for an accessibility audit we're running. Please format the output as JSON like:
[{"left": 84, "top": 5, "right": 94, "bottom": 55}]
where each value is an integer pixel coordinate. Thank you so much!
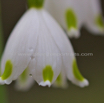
[{"left": 1, "top": 0, "right": 104, "bottom": 103}]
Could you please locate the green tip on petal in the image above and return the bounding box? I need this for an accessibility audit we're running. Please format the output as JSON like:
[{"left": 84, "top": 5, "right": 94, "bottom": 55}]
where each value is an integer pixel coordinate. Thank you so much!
[
  {"left": 20, "top": 68, "right": 28, "bottom": 83},
  {"left": 95, "top": 15, "right": 104, "bottom": 29},
  {"left": 43, "top": 65, "right": 54, "bottom": 82},
  {"left": 56, "top": 74, "right": 62, "bottom": 85},
  {"left": 65, "top": 8, "right": 77, "bottom": 31},
  {"left": 27, "top": 0, "right": 44, "bottom": 9},
  {"left": 1, "top": 60, "right": 13, "bottom": 80},
  {"left": 73, "top": 59, "right": 84, "bottom": 81}
]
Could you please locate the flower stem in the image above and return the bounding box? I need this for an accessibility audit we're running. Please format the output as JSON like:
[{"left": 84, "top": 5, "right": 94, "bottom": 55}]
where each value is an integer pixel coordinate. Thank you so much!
[
  {"left": 0, "top": 86, "right": 8, "bottom": 103},
  {"left": 0, "top": 2, "right": 8, "bottom": 103},
  {"left": 27, "top": 0, "right": 44, "bottom": 9}
]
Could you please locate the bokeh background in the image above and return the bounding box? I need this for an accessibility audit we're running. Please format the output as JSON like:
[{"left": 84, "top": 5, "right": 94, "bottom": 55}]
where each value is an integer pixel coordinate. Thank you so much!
[{"left": 1, "top": 0, "right": 104, "bottom": 103}]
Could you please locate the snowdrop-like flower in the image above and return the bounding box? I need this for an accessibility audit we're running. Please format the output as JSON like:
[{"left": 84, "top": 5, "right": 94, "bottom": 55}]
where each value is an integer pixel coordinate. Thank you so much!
[
  {"left": 45, "top": 0, "right": 84, "bottom": 38},
  {"left": 0, "top": 0, "right": 89, "bottom": 88},
  {"left": 45, "top": 0, "right": 104, "bottom": 38},
  {"left": 82, "top": 0, "right": 104, "bottom": 34}
]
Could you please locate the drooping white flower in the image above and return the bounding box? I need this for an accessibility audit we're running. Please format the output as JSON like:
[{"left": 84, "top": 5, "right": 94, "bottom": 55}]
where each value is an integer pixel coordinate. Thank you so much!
[
  {"left": 45, "top": 0, "right": 104, "bottom": 38},
  {"left": 0, "top": 0, "right": 89, "bottom": 88},
  {"left": 45, "top": 0, "right": 83, "bottom": 37},
  {"left": 82, "top": 0, "right": 104, "bottom": 34},
  {"left": 45, "top": 0, "right": 84, "bottom": 38}
]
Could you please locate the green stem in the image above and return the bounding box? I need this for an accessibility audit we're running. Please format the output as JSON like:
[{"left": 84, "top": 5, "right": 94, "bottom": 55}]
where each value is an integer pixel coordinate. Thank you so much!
[
  {"left": 0, "top": 86, "right": 8, "bottom": 103},
  {"left": 27, "top": 0, "right": 44, "bottom": 9},
  {"left": 0, "top": 3, "right": 8, "bottom": 103}
]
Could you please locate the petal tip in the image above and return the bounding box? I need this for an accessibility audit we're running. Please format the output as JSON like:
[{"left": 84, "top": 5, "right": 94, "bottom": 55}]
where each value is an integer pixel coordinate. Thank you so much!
[
  {"left": 76, "top": 79, "right": 89, "bottom": 88},
  {"left": 15, "top": 83, "right": 29, "bottom": 91},
  {"left": 67, "top": 28, "right": 80, "bottom": 38},
  {"left": 79, "top": 79, "right": 89, "bottom": 88},
  {"left": 53, "top": 83, "right": 68, "bottom": 89},
  {"left": 71, "top": 78, "right": 89, "bottom": 88},
  {"left": 39, "top": 81, "right": 51, "bottom": 87},
  {"left": 82, "top": 79, "right": 89, "bottom": 87},
  {"left": 0, "top": 77, "right": 5, "bottom": 85}
]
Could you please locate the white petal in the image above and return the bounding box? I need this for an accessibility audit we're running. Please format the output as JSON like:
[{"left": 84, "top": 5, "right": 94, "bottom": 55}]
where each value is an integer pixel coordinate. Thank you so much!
[
  {"left": 15, "top": 68, "right": 34, "bottom": 91},
  {"left": 45, "top": 0, "right": 83, "bottom": 38},
  {"left": 39, "top": 81, "right": 51, "bottom": 87},
  {"left": 67, "top": 28, "right": 80, "bottom": 38},
  {"left": 53, "top": 67, "right": 68, "bottom": 88},
  {"left": 41, "top": 10, "right": 89, "bottom": 87},
  {"left": 82, "top": 0, "right": 104, "bottom": 34},
  {"left": 0, "top": 9, "right": 40, "bottom": 84},
  {"left": 28, "top": 10, "right": 63, "bottom": 87},
  {"left": 15, "top": 76, "right": 34, "bottom": 91}
]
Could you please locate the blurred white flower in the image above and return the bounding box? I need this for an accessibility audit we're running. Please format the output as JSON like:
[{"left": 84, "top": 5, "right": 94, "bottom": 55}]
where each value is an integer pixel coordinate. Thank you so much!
[
  {"left": 0, "top": 0, "right": 89, "bottom": 89},
  {"left": 45, "top": 0, "right": 104, "bottom": 38},
  {"left": 45, "top": 0, "right": 82, "bottom": 38},
  {"left": 82, "top": 0, "right": 104, "bottom": 35}
]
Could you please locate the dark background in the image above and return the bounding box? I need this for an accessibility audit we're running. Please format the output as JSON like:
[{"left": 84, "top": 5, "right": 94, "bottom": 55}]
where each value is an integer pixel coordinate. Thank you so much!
[{"left": 1, "top": 0, "right": 104, "bottom": 103}]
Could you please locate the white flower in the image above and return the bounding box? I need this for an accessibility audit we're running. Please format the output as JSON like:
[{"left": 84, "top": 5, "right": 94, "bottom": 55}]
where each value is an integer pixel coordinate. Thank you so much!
[
  {"left": 82, "top": 0, "right": 104, "bottom": 34},
  {"left": 45, "top": 0, "right": 82, "bottom": 38},
  {"left": 45, "top": 0, "right": 104, "bottom": 38},
  {"left": 0, "top": 1, "right": 89, "bottom": 88}
]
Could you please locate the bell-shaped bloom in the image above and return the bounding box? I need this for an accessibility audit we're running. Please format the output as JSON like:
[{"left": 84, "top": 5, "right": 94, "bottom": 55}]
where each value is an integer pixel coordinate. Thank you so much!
[
  {"left": 45, "top": 0, "right": 83, "bottom": 38},
  {"left": 82, "top": 0, "right": 104, "bottom": 34},
  {"left": 15, "top": 68, "right": 34, "bottom": 91},
  {"left": 45, "top": 0, "right": 104, "bottom": 38},
  {"left": 0, "top": 2, "right": 89, "bottom": 87}
]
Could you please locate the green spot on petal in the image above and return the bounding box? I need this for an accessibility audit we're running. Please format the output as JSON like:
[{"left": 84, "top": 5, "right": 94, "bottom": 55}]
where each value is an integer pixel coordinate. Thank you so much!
[
  {"left": 1, "top": 60, "right": 13, "bottom": 80},
  {"left": 20, "top": 68, "right": 28, "bottom": 83},
  {"left": 65, "top": 9, "right": 77, "bottom": 30},
  {"left": 95, "top": 15, "right": 104, "bottom": 29},
  {"left": 73, "top": 59, "right": 84, "bottom": 81},
  {"left": 56, "top": 74, "right": 62, "bottom": 85},
  {"left": 43, "top": 65, "right": 53, "bottom": 82},
  {"left": 27, "top": 0, "right": 44, "bottom": 9}
]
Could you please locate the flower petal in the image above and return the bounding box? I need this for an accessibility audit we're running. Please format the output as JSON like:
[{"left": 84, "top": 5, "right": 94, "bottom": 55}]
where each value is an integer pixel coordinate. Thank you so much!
[
  {"left": 15, "top": 68, "right": 34, "bottom": 91},
  {"left": 41, "top": 10, "right": 89, "bottom": 87},
  {"left": 82, "top": 0, "right": 104, "bottom": 34},
  {"left": 28, "top": 10, "right": 63, "bottom": 87},
  {"left": 0, "top": 9, "right": 40, "bottom": 84},
  {"left": 53, "top": 68, "right": 68, "bottom": 88},
  {"left": 45, "top": 0, "right": 83, "bottom": 38}
]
